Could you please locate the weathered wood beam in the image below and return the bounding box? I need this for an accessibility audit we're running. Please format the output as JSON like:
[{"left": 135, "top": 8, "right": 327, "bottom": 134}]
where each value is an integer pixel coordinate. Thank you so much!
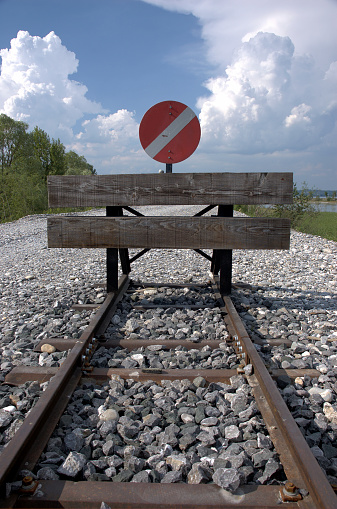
[
  {"left": 48, "top": 216, "right": 291, "bottom": 250},
  {"left": 47, "top": 172, "right": 293, "bottom": 207}
]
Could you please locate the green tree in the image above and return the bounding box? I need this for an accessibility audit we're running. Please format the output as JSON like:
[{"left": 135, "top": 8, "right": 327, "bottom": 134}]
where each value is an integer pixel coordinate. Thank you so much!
[
  {"left": 0, "top": 114, "right": 97, "bottom": 223},
  {"left": 0, "top": 114, "right": 29, "bottom": 175},
  {"left": 49, "top": 138, "right": 66, "bottom": 175},
  {"left": 31, "top": 126, "right": 51, "bottom": 178},
  {"left": 64, "top": 150, "right": 96, "bottom": 175}
]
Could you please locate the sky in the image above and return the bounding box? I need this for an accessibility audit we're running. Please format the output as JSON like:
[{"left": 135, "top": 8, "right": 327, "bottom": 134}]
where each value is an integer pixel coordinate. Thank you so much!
[{"left": 0, "top": 0, "right": 336, "bottom": 188}]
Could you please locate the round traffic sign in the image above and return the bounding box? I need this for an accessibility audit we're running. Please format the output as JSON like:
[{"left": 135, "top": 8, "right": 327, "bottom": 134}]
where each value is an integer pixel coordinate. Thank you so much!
[{"left": 139, "top": 100, "right": 201, "bottom": 164}]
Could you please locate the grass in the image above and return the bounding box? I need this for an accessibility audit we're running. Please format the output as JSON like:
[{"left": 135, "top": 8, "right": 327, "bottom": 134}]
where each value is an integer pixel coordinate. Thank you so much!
[
  {"left": 42, "top": 206, "right": 95, "bottom": 215},
  {"left": 235, "top": 204, "right": 337, "bottom": 242},
  {"left": 295, "top": 212, "right": 337, "bottom": 242}
]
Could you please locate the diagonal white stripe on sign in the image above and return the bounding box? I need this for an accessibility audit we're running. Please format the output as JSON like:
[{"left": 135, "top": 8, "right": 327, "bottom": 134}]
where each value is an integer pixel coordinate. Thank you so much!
[{"left": 145, "top": 106, "right": 196, "bottom": 158}]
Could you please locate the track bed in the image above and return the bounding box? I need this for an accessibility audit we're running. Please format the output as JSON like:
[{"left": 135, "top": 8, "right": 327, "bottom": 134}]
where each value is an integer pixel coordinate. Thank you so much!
[{"left": 1, "top": 277, "right": 336, "bottom": 508}]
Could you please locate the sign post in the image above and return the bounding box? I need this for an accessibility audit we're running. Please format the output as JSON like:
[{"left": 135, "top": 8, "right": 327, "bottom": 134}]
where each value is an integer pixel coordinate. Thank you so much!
[{"left": 139, "top": 100, "right": 201, "bottom": 172}]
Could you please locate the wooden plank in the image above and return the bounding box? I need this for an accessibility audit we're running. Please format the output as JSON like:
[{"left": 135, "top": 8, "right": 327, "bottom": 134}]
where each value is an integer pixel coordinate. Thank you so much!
[
  {"left": 48, "top": 216, "right": 290, "bottom": 250},
  {"left": 71, "top": 303, "right": 100, "bottom": 310},
  {"left": 47, "top": 172, "right": 293, "bottom": 207},
  {"left": 33, "top": 337, "right": 292, "bottom": 352},
  {"left": 5, "top": 366, "right": 320, "bottom": 386},
  {"left": 20, "top": 480, "right": 288, "bottom": 509}
]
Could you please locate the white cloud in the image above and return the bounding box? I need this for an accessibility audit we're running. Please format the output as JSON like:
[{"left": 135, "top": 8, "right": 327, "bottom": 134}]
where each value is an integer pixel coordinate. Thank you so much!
[
  {"left": 0, "top": 30, "right": 104, "bottom": 141},
  {"left": 196, "top": 32, "right": 337, "bottom": 154},
  {"left": 284, "top": 104, "right": 311, "bottom": 127},
  {"left": 1, "top": 4, "right": 336, "bottom": 186},
  {"left": 0, "top": 30, "right": 144, "bottom": 172},
  {"left": 70, "top": 110, "right": 146, "bottom": 172},
  {"left": 141, "top": 0, "right": 337, "bottom": 71},
  {"left": 140, "top": 0, "right": 337, "bottom": 187}
]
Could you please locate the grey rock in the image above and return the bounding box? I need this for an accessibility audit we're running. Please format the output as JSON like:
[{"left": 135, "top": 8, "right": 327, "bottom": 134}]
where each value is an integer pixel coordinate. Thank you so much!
[
  {"left": 179, "top": 433, "right": 196, "bottom": 451},
  {"left": 125, "top": 456, "right": 145, "bottom": 473},
  {"left": 102, "top": 440, "right": 115, "bottom": 456},
  {"left": 161, "top": 471, "right": 183, "bottom": 483},
  {"left": 166, "top": 454, "right": 189, "bottom": 472},
  {"left": 0, "top": 411, "right": 12, "bottom": 428},
  {"left": 107, "top": 455, "right": 124, "bottom": 468},
  {"left": 64, "top": 431, "right": 84, "bottom": 452},
  {"left": 91, "top": 458, "right": 109, "bottom": 470},
  {"left": 112, "top": 469, "right": 134, "bottom": 482},
  {"left": 131, "top": 471, "right": 151, "bottom": 482},
  {"left": 100, "top": 503, "right": 112, "bottom": 509},
  {"left": 195, "top": 406, "right": 206, "bottom": 424},
  {"left": 143, "top": 414, "right": 161, "bottom": 427},
  {"left": 187, "top": 463, "right": 212, "bottom": 484},
  {"left": 230, "top": 394, "right": 248, "bottom": 415},
  {"left": 200, "top": 416, "right": 218, "bottom": 426},
  {"left": 223, "top": 452, "right": 246, "bottom": 469},
  {"left": 225, "top": 425, "right": 242, "bottom": 442},
  {"left": 57, "top": 452, "right": 87, "bottom": 477},
  {"left": 252, "top": 449, "right": 275, "bottom": 468},
  {"left": 213, "top": 458, "right": 231, "bottom": 470},
  {"left": 258, "top": 458, "right": 280, "bottom": 484},
  {"left": 212, "top": 468, "right": 241, "bottom": 492},
  {"left": 193, "top": 377, "right": 206, "bottom": 388},
  {"left": 244, "top": 364, "right": 253, "bottom": 376},
  {"left": 104, "top": 466, "right": 117, "bottom": 478},
  {"left": 257, "top": 433, "right": 272, "bottom": 449},
  {"left": 36, "top": 467, "right": 60, "bottom": 480},
  {"left": 196, "top": 430, "right": 216, "bottom": 446}
]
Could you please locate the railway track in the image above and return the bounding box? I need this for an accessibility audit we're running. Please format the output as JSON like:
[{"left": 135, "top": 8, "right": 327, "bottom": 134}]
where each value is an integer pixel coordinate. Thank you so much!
[{"left": 0, "top": 274, "right": 336, "bottom": 509}]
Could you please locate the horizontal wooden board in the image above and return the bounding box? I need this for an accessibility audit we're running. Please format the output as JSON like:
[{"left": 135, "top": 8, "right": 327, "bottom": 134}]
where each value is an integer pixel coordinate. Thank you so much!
[
  {"left": 48, "top": 216, "right": 290, "bottom": 250},
  {"left": 47, "top": 172, "right": 293, "bottom": 207},
  {"left": 5, "top": 366, "right": 319, "bottom": 386},
  {"left": 21, "top": 481, "right": 289, "bottom": 509}
]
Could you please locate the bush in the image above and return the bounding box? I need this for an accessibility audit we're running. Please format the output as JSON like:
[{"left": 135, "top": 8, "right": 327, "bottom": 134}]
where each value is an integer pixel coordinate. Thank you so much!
[
  {"left": 271, "top": 183, "right": 317, "bottom": 227},
  {"left": 235, "top": 183, "right": 317, "bottom": 228}
]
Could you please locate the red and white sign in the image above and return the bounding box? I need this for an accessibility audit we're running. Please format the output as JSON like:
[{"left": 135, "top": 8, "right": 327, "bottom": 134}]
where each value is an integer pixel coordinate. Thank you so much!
[{"left": 139, "top": 100, "right": 201, "bottom": 164}]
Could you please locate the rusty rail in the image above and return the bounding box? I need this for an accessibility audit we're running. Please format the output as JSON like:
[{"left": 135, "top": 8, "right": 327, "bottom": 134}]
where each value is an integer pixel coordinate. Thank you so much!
[
  {"left": 0, "top": 276, "right": 336, "bottom": 509},
  {"left": 0, "top": 275, "right": 129, "bottom": 503},
  {"left": 215, "top": 278, "right": 337, "bottom": 509}
]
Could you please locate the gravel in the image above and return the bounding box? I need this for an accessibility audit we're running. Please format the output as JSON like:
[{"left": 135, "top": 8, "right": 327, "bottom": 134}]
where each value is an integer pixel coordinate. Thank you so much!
[
  {"left": 90, "top": 344, "right": 237, "bottom": 370},
  {"left": 33, "top": 374, "right": 284, "bottom": 486},
  {"left": 1, "top": 206, "right": 337, "bottom": 490}
]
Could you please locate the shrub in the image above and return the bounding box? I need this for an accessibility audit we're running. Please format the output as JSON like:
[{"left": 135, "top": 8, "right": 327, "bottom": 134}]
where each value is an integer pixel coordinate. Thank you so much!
[{"left": 235, "top": 183, "right": 317, "bottom": 228}]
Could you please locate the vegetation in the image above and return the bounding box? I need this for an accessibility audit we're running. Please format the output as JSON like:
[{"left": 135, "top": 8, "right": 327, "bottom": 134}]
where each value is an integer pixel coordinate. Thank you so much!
[
  {"left": 235, "top": 183, "right": 317, "bottom": 227},
  {"left": 316, "top": 190, "right": 337, "bottom": 202},
  {"left": 235, "top": 183, "right": 337, "bottom": 241},
  {"left": 0, "top": 114, "right": 96, "bottom": 223},
  {"left": 295, "top": 212, "right": 337, "bottom": 242}
]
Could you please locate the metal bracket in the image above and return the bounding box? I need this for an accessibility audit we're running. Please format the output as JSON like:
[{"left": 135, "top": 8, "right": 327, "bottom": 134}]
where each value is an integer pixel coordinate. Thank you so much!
[
  {"left": 19, "top": 476, "right": 39, "bottom": 495},
  {"left": 279, "top": 481, "right": 303, "bottom": 503}
]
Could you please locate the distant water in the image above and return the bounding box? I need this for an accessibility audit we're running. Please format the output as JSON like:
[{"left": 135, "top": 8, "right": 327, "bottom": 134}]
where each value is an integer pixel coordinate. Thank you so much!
[{"left": 314, "top": 203, "right": 337, "bottom": 213}]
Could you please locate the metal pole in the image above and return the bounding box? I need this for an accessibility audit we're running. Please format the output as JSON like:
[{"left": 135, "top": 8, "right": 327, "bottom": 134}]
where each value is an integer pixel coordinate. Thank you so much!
[
  {"left": 166, "top": 163, "right": 172, "bottom": 173},
  {"left": 211, "top": 205, "right": 233, "bottom": 295},
  {"left": 106, "top": 206, "right": 119, "bottom": 293}
]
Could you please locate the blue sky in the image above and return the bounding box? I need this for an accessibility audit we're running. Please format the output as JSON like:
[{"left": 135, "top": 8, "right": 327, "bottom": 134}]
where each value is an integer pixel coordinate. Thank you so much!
[{"left": 0, "top": 0, "right": 336, "bottom": 188}]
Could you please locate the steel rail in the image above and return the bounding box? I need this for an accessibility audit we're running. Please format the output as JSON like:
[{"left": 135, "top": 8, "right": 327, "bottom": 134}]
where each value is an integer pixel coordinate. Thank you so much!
[
  {"left": 0, "top": 275, "right": 130, "bottom": 502},
  {"left": 1, "top": 276, "right": 336, "bottom": 509},
  {"left": 213, "top": 277, "right": 337, "bottom": 509}
]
